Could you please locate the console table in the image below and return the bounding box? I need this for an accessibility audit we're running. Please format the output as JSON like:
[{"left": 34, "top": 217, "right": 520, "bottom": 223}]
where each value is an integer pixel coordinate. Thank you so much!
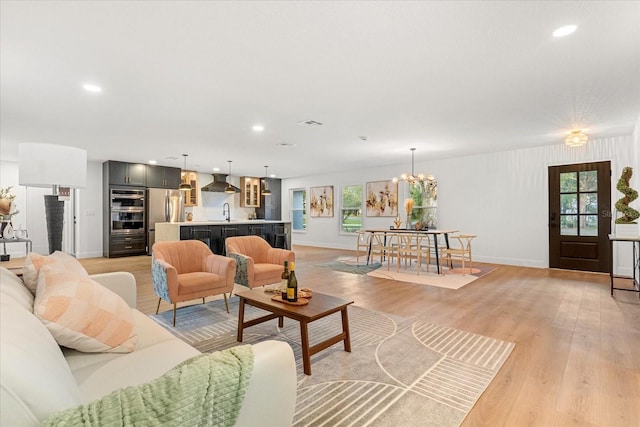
[
  {"left": 608, "top": 234, "right": 640, "bottom": 298},
  {"left": 0, "top": 237, "right": 33, "bottom": 257}
]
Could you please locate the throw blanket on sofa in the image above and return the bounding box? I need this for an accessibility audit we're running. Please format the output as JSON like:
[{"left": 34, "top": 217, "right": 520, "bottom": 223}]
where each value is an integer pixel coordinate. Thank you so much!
[{"left": 41, "top": 345, "right": 254, "bottom": 427}]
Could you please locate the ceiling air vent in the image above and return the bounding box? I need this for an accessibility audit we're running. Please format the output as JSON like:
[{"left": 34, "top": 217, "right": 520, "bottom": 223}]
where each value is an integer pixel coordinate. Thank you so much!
[{"left": 298, "top": 119, "right": 323, "bottom": 126}]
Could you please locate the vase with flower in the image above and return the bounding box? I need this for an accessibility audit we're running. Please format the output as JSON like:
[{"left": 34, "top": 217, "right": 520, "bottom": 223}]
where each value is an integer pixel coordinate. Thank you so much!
[
  {"left": 0, "top": 186, "right": 20, "bottom": 238},
  {"left": 404, "top": 198, "right": 414, "bottom": 230}
]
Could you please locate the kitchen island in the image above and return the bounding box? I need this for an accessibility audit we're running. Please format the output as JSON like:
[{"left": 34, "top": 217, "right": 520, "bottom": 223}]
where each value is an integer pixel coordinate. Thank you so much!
[{"left": 155, "top": 220, "right": 291, "bottom": 254}]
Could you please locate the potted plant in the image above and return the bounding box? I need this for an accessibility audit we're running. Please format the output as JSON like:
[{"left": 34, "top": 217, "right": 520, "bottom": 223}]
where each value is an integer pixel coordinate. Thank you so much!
[{"left": 614, "top": 166, "right": 639, "bottom": 237}]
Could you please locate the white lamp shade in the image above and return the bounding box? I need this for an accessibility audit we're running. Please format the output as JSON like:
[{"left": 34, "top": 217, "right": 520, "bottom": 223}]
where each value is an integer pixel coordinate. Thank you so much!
[{"left": 19, "top": 143, "right": 87, "bottom": 188}]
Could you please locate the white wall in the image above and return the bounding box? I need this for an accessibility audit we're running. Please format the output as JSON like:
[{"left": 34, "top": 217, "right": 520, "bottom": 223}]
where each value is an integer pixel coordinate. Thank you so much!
[
  {"left": 283, "top": 135, "right": 636, "bottom": 273},
  {"left": 2, "top": 134, "right": 638, "bottom": 274},
  {"left": 76, "top": 162, "right": 104, "bottom": 258}
]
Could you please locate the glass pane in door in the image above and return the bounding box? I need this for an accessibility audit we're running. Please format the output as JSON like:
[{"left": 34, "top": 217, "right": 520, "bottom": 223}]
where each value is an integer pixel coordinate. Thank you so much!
[
  {"left": 580, "top": 194, "right": 598, "bottom": 214},
  {"left": 579, "top": 171, "right": 597, "bottom": 191},
  {"left": 560, "top": 172, "right": 577, "bottom": 192},
  {"left": 560, "top": 194, "right": 577, "bottom": 214},
  {"left": 580, "top": 215, "right": 598, "bottom": 236},
  {"left": 561, "top": 215, "right": 578, "bottom": 235}
]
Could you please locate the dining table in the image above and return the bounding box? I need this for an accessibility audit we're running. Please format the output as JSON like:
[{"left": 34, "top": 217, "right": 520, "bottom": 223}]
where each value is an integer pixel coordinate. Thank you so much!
[{"left": 363, "top": 228, "right": 459, "bottom": 274}]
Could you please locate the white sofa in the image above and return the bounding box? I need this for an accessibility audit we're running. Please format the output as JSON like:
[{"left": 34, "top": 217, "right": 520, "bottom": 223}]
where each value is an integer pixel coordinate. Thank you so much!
[{"left": 0, "top": 267, "right": 297, "bottom": 426}]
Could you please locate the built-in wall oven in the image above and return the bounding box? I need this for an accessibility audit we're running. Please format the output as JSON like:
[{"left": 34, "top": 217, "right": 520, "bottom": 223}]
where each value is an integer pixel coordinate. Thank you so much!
[{"left": 110, "top": 188, "right": 145, "bottom": 235}]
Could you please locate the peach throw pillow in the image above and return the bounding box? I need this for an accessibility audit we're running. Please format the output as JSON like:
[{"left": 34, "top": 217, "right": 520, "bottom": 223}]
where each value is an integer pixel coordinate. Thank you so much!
[
  {"left": 23, "top": 251, "right": 88, "bottom": 294},
  {"left": 34, "top": 267, "right": 137, "bottom": 353}
]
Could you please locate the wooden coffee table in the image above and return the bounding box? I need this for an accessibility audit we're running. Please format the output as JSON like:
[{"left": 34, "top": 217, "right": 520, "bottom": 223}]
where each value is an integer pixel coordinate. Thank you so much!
[{"left": 236, "top": 289, "right": 354, "bottom": 375}]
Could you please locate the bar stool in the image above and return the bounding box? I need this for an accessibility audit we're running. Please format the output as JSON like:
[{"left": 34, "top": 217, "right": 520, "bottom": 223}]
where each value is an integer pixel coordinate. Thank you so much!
[
  {"left": 190, "top": 228, "right": 212, "bottom": 249},
  {"left": 272, "top": 224, "right": 288, "bottom": 249},
  {"left": 248, "top": 224, "right": 266, "bottom": 240},
  {"left": 221, "top": 226, "right": 239, "bottom": 254}
]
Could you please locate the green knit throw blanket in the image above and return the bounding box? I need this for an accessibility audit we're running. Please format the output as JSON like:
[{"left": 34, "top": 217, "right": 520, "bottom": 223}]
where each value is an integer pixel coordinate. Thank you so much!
[{"left": 41, "top": 345, "right": 254, "bottom": 427}]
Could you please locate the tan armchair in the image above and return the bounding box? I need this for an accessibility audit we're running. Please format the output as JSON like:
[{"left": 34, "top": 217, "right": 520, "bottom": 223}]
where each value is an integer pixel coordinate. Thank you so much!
[
  {"left": 152, "top": 240, "right": 236, "bottom": 326},
  {"left": 225, "top": 235, "right": 295, "bottom": 288}
]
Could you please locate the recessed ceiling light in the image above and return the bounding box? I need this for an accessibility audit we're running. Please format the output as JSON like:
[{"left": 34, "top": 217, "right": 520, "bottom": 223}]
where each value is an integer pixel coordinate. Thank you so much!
[
  {"left": 82, "top": 83, "right": 103, "bottom": 93},
  {"left": 213, "top": 167, "right": 220, "bottom": 172},
  {"left": 269, "top": 173, "right": 276, "bottom": 178},
  {"left": 148, "top": 160, "right": 157, "bottom": 164},
  {"left": 553, "top": 25, "right": 577, "bottom": 37},
  {"left": 276, "top": 142, "right": 297, "bottom": 148},
  {"left": 252, "top": 125, "right": 264, "bottom": 132}
]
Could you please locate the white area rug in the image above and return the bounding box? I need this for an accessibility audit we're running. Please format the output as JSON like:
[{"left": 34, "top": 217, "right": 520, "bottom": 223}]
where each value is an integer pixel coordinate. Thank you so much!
[{"left": 366, "top": 260, "right": 495, "bottom": 290}]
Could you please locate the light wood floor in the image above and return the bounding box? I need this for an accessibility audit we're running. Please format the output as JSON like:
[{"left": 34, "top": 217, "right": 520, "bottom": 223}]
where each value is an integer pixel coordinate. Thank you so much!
[{"left": 5, "top": 246, "right": 639, "bottom": 426}]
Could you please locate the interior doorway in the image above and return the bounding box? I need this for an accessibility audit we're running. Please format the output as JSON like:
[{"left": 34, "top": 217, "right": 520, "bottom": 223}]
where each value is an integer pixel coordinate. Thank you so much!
[{"left": 548, "top": 161, "right": 611, "bottom": 272}]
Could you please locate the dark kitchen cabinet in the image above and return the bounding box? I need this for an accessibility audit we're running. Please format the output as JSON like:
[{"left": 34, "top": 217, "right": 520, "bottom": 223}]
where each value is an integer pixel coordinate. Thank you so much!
[
  {"left": 256, "top": 178, "right": 281, "bottom": 220},
  {"left": 147, "top": 165, "right": 181, "bottom": 189},
  {"left": 105, "top": 161, "right": 147, "bottom": 186},
  {"left": 108, "top": 234, "right": 146, "bottom": 257},
  {"left": 173, "top": 222, "right": 290, "bottom": 255}
]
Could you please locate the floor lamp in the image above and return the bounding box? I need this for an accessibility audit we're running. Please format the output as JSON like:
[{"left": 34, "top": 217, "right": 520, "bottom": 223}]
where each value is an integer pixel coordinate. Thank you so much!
[{"left": 18, "top": 143, "right": 87, "bottom": 254}]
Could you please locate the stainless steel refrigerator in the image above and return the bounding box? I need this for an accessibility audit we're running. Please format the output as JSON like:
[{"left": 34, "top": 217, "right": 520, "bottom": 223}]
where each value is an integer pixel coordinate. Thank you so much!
[{"left": 146, "top": 189, "right": 184, "bottom": 255}]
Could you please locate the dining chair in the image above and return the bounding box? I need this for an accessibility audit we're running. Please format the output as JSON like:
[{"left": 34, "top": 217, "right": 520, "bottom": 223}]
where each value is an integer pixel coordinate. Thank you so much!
[
  {"left": 418, "top": 234, "right": 445, "bottom": 273},
  {"left": 371, "top": 232, "right": 399, "bottom": 270},
  {"left": 440, "top": 234, "right": 477, "bottom": 275},
  {"left": 397, "top": 233, "right": 425, "bottom": 274},
  {"left": 367, "top": 232, "right": 385, "bottom": 265},
  {"left": 355, "top": 231, "right": 372, "bottom": 263}
]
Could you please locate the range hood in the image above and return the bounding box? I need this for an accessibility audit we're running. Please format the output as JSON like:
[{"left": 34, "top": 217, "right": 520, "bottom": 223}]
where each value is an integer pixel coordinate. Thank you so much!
[{"left": 201, "top": 174, "right": 240, "bottom": 193}]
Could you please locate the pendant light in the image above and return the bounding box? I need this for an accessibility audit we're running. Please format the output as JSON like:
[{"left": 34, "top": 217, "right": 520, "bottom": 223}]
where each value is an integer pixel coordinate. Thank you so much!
[
  {"left": 224, "top": 160, "right": 236, "bottom": 194},
  {"left": 392, "top": 148, "right": 435, "bottom": 184},
  {"left": 261, "top": 165, "right": 272, "bottom": 196},
  {"left": 179, "top": 154, "right": 192, "bottom": 190}
]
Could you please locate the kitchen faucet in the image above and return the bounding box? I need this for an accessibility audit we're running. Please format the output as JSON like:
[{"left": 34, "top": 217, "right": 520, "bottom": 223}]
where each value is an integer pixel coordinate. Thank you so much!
[{"left": 222, "top": 203, "right": 230, "bottom": 222}]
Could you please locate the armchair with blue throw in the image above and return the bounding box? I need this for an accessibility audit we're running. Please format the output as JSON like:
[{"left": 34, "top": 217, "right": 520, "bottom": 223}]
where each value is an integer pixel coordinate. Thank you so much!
[
  {"left": 152, "top": 240, "right": 236, "bottom": 326},
  {"left": 225, "top": 235, "right": 295, "bottom": 288}
]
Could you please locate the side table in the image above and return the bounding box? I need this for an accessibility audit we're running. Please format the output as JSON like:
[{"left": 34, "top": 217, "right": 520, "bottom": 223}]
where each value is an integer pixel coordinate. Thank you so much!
[{"left": 608, "top": 234, "right": 640, "bottom": 298}]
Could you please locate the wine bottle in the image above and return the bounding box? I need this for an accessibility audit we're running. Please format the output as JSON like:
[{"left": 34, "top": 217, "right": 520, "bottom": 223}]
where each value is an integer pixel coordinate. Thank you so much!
[
  {"left": 281, "top": 260, "right": 289, "bottom": 300},
  {"left": 287, "top": 261, "right": 298, "bottom": 302}
]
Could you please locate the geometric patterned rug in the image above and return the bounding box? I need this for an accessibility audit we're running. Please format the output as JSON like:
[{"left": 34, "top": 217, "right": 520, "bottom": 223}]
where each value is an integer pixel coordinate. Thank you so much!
[{"left": 149, "top": 297, "right": 514, "bottom": 427}]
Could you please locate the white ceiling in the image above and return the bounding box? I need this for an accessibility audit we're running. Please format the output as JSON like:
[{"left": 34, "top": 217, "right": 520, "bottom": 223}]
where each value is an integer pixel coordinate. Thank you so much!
[{"left": 1, "top": 1, "right": 639, "bottom": 179}]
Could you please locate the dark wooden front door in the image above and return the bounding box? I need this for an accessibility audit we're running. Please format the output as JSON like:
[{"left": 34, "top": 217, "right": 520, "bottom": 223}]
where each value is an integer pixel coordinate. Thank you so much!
[{"left": 549, "top": 161, "right": 611, "bottom": 272}]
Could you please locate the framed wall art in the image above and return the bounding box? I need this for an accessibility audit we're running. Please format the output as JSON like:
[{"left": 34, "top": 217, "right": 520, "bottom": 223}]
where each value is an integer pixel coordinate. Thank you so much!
[
  {"left": 366, "top": 180, "right": 398, "bottom": 217},
  {"left": 309, "top": 185, "right": 334, "bottom": 217}
]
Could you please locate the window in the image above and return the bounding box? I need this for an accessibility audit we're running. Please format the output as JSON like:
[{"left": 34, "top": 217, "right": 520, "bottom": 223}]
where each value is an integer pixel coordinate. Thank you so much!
[
  {"left": 341, "top": 185, "right": 362, "bottom": 233},
  {"left": 291, "top": 189, "right": 306, "bottom": 231},
  {"left": 408, "top": 181, "right": 438, "bottom": 228},
  {"left": 559, "top": 170, "right": 598, "bottom": 236}
]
